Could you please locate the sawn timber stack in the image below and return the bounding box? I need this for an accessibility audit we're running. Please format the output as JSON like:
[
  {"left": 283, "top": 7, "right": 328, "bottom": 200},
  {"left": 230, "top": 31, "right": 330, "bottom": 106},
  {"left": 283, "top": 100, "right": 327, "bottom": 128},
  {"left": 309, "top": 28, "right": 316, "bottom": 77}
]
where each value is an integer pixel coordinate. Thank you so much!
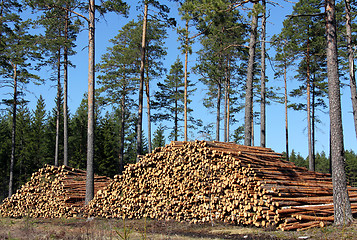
[
  {"left": 87, "top": 141, "right": 357, "bottom": 231},
  {"left": 0, "top": 165, "right": 110, "bottom": 218}
]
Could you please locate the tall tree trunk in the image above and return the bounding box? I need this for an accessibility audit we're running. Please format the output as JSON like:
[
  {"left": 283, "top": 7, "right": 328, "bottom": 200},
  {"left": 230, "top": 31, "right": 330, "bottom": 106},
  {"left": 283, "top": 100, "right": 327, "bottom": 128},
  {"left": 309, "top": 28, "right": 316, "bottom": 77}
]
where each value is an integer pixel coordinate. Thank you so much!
[
  {"left": 145, "top": 65, "right": 152, "bottom": 153},
  {"left": 136, "top": 3, "right": 148, "bottom": 161},
  {"left": 325, "top": 0, "right": 353, "bottom": 225},
  {"left": 306, "top": 38, "right": 314, "bottom": 171},
  {"left": 216, "top": 83, "right": 221, "bottom": 141},
  {"left": 85, "top": 0, "right": 95, "bottom": 205},
  {"left": 63, "top": 8, "right": 69, "bottom": 166},
  {"left": 174, "top": 84, "right": 178, "bottom": 141},
  {"left": 284, "top": 63, "right": 289, "bottom": 161},
  {"left": 119, "top": 94, "right": 125, "bottom": 174},
  {"left": 224, "top": 76, "right": 228, "bottom": 142},
  {"left": 345, "top": 0, "right": 357, "bottom": 141},
  {"left": 227, "top": 79, "right": 230, "bottom": 142},
  {"left": 184, "top": 19, "right": 189, "bottom": 141},
  {"left": 260, "top": 0, "right": 266, "bottom": 148},
  {"left": 8, "top": 63, "right": 17, "bottom": 198},
  {"left": 251, "top": 114, "right": 254, "bottom": 146},
  {"left": 227, "top": 60, "right": 231, "bottom": 142},
  {"left": 312, "top": 79, "right": 316, "bottom": 168},
  {"left": 55, "top": 50, "right": 61, "bottom": 167},
  {"left": 244, "top": 3, "right": 258, "bottom": 146}
]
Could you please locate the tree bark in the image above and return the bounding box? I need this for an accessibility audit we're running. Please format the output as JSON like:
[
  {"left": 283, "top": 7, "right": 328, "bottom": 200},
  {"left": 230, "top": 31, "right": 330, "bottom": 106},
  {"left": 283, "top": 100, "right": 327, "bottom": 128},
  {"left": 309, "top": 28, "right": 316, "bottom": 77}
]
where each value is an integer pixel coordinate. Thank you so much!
[
  {"left": 216, "top": 83, "right": 221, "bottom": 141},
  {"left": 145, "top": 65, "right": 152, "bottom": 153},
  {"left": 306, "top": 38, "right": 314, "bottom": 171},
  {"left": 325, "top": 0, "right": 353, "bottom": 225},
  {"left": 244, "top": 3, "right": 258, "bottom": 146},
  {"left": 260, "top": 0, "right": 266, "bottom": 148},
  {"left": 284, "top": 64, "right": 289, "bottom": 161},
  {"left": 184, "top": 19, "right": 188, "bottom": 141},
  {"left": 174, "top": 83, "right": 178, "bottom": 141},
  {"left": 227, "top": 78, "right": 230, "bottom": 142},
  {"left": 119, "top": 93, "right": 125, "bottom": 174},
  {"left": 224, "top": 72, "right": 228, "bottom": 142},
  {"left": 136, "top": 3, "right": 148, "bottom": 161},
  {"left": 312, "top": 79, "right": 316, "bottom": 169},
  {"left": 55, "top": 50, "right": 61, "bottom": 167},
  {"left": 8, "top": 63, "right": 17, "bottom": 198},
  {"left": 85, "top": 0, "right": 95, "bottom": 205},
  {"left": 344, "top": 0, "right": 357, "bottom": 142},
  {"left": 63, "top": 8, "right": 69, "bottom": 166}
]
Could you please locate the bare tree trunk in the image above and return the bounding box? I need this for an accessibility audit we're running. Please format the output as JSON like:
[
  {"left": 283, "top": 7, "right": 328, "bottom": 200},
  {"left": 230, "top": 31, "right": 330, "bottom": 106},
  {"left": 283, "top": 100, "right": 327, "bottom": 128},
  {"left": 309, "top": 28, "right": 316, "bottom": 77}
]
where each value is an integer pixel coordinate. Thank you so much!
[
  {"left": 8, "top": 63, "right": 17, "bottom": 198},
  {"left": 306, "top": 38, "right": 314, "bottom": 171},
  {"left": 251, "top": 113, "right": 254, "bottom": 146},
  {"left": 119, "top": 94, "right": 125, "bottom": 173},
  {"left": 55, "top": 50, "right": 61, "bottom": 167},
  {"left": 227, "top": 60, "right": 231, "bottom": 142},
  {"left": 136, "top": 3, "right": 148, "bottom": 161},
  {"left": 312, "top": 79, "right": 316, "bottom": 169},
  {"left": 244, "top": 3, "right": 258, "bottom": 146},
  {"left": 216, "top": 83, "right": 221, "bottom": 141},
  {"left": 284, "top": 64, "right": 289, "bottom": 161},
  {"left": 63, "top": 8, "right": 69, "bottom": 166},
  {"left": 227, "top": 79, "right": 230, "bottom": 142},
  {"left": 184, "top": 19, "right": 188, "bottom": 141},
  {"left": 224, "top": 63, "right": 228, "bottom": 142},
  {"left": 260, "top": 0, "right": 266, "bottom": 148},
  {"left": 325, "top": 0, "right": 353, "bottom": 225},
  {"left": 345, "top": 0, "right": 357, "bottom": 141},
  {"left": 145, "top": 66, "right": 152, "bottom": 153},
  {"left": 85, "top": 0, "right": 95, "bottom": 205},
  {"left": 174, "top": 84, "right": 178, "bottom": 141}
]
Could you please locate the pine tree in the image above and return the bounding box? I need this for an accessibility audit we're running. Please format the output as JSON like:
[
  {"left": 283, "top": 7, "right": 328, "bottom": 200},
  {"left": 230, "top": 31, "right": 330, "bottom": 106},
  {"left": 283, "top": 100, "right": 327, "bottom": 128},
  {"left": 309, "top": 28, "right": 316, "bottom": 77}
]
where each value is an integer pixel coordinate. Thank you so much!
[
  {"left": 97, "top": 19, "right": 139, "bottom": 173},
  {"left": 343, "top": 0, "right": 357, "bottom": 142},
  {"left": 152, "top": 124, "right": 165, "bottom": 149},
  {"left": 278, "top": 0, "right": 326, "bottom": 171},
  {"left": 14, "top": 104, "right": 32, "bottom": 188},
  {"left": 68, "top": 96, "right": 87, "bottom": 170},
  {"left": 0, "top": 18, "right": 42, "bottom": 197},
  {"left": 153, "top": 57, "right": 193, "bottom": 141},
  {"left": 194, "top": 0, "right": 247, "bottom": 142},
  {"left": 30, "top": 95, "right": 48, "bottom": 168},
  {"left": 345, "top": 150, "right": 357, "bottom": 187},
  {"left": 244, "top": 3, "right": 258, "bottom": 146},
  {"left": 178, "top": 0, "right": 200, "bottom": 141},
  {"left": 144, "top": 18, "right": 167, "bottom": 153},
  {"left": 0, "top": 113, "right": 11, "bottom": 200},
  {"left": 47, "top": 89, "right": 64, "bottom": 166},
  {"left": 136, "top": 0, "right": 174, "bottom": 159},
  {"left": 32, "top": 2, "right": 81, "bottom": 167},
  {"left": 271, "top": 34, "right": 295, "bottom": 162},
  {"left": 325, "top": 0, "right": 353, "bottom": 225}
]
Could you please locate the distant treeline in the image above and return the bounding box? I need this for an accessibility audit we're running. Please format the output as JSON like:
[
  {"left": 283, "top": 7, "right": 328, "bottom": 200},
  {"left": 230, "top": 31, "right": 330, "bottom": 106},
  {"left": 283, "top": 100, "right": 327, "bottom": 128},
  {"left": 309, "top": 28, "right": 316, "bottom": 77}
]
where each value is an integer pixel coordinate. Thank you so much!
[{"left": 284, "top": 150, "right": 357, "bottom": 187}]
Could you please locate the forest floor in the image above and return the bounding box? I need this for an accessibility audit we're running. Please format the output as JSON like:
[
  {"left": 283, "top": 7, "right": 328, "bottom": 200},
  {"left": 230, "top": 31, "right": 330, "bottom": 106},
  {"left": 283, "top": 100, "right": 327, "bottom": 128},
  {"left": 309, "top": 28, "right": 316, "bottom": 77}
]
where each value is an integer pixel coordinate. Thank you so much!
[{"left": 0, "top": 217, "right": 356, "bottom": 240}]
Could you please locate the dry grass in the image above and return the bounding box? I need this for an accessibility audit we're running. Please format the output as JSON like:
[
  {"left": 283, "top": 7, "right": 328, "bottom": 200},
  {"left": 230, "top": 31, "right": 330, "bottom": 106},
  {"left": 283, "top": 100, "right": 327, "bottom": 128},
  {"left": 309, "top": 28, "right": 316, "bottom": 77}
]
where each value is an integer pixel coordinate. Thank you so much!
[{"left": 0, "top": 217, "right": 356, "bottom": 240}]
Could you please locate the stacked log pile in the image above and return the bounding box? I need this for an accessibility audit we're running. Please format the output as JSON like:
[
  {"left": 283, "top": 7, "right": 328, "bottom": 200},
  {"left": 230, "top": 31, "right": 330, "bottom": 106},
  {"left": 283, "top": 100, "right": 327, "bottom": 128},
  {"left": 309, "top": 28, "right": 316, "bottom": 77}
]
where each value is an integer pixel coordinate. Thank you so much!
[
  {"left": 0, "top": 165, "right": 110, "bottom": 218},
  {"left": 87, "top": 140, "right": 357, "bottom": 231}
]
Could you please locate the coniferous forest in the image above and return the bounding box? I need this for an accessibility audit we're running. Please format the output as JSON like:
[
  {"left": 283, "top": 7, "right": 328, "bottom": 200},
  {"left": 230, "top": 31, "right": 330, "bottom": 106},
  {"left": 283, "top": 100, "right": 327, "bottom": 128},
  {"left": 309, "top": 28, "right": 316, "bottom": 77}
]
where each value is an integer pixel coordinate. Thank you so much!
[{"left": 1, "top": 0, "right": 357, "bottom": 226}]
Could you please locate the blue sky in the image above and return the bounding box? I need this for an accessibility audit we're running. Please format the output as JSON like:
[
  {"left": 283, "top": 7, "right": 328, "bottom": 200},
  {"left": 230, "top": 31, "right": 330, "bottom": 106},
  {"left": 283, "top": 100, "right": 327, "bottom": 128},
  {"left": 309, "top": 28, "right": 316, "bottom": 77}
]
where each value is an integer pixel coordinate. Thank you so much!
[{"left": 3, "top": 0, "right": 357, "bottom": 158}]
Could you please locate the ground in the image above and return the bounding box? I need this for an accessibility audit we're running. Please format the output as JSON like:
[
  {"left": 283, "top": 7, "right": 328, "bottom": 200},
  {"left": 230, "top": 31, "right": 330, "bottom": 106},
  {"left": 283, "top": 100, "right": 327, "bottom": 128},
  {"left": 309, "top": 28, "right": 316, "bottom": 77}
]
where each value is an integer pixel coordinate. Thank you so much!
[{"left": 0, "top": 217, "right": 356, "bottom": 240}]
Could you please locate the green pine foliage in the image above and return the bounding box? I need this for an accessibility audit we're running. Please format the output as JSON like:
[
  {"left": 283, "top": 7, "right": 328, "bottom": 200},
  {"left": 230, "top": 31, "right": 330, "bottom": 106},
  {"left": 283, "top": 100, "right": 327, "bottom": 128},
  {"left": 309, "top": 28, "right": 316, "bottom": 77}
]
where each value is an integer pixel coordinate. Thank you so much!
[
  {"left": 288, "top": 149, "right": 308, "bottom": 168},
  {"left": 68, "top": 96, "right": 87, "bottom": 170},
  {"left": 152, "top": 57, "right": 194, "bottom": 141},
  {"left": 346, "top": 150, "right": 357, "bottom": 187},
  {"left": 152, "top": 125, "right": 166, "bottom": 149},
  {"left": 0, "top": 113, "right": 11, "bottom": 201}
]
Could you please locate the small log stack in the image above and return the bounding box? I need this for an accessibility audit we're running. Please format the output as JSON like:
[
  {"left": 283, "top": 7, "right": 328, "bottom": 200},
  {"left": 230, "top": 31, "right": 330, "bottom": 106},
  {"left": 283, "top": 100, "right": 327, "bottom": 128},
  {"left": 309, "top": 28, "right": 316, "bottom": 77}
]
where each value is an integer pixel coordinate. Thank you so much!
[
  {"left": 86, "top": 140, "right": 357, "bottom": 231},
  {"left": 0, "top": 165, "right": 110, "bottom": 218}
]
